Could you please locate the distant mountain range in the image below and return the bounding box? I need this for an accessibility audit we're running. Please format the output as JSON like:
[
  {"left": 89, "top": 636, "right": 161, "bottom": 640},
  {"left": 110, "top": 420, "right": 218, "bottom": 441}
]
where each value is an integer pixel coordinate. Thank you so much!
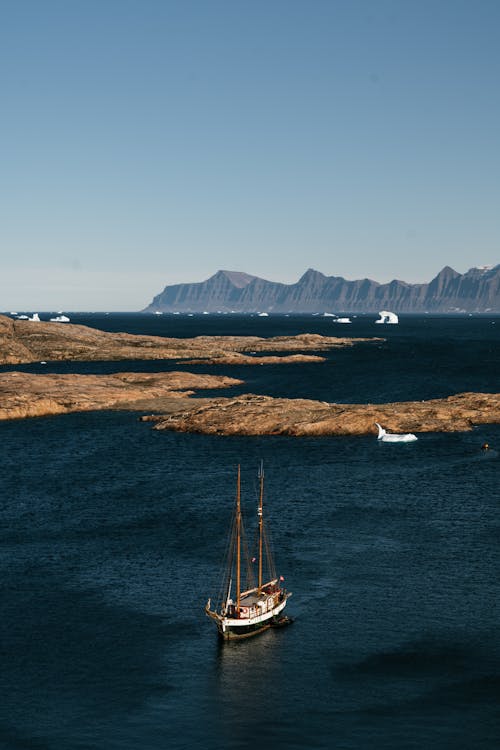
[{"left": 143, "top": 265, "right": 500, "bottom": 313}]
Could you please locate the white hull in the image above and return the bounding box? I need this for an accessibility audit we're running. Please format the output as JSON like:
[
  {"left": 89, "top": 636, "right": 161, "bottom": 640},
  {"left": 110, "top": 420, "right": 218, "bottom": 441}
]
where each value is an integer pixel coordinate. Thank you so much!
[
  {"left": 220, "top": 597, "right": 288, "bottom": 631},
  {"left": 206, "top": 596, "right": 290, "bottom": 640},
  {"left": 206, "top": 465, "right": 291, "bottom": 642}
]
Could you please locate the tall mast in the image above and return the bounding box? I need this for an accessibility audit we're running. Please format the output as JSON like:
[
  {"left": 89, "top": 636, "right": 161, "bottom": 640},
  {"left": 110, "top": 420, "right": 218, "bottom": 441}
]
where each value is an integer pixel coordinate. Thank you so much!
[
  {"left": 258, "top": 460, "right": 264, "bottom": 592},
  {"left": 236, "top": 465, "right": 241, "bottom": 612}
]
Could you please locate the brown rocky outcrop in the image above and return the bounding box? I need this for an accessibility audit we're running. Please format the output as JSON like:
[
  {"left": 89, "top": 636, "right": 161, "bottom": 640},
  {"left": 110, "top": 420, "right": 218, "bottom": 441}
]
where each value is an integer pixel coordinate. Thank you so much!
[
  {"left": 145, "top": 392, "right": 500, "bottom": 436},
  {"left": 1, "top": 315, "right": 498, "bottom": 437},
  {"left": 0, "top": 371, "right": 242, "bottom": 420},
  {"left": 0, "top": 315, "right": 379, "bottom": 365},
  {"left": 0, "top": 365, "right": 498, "bottom": 436},
  {"left": 182, "top": 353, "right": 326, "bottom": 365}
]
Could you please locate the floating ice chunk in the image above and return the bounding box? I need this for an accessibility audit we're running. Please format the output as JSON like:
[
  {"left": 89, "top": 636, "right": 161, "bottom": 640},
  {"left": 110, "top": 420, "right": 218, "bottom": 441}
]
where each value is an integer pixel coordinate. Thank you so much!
[
  {"left": 375, "top": 311, "right": 399, "bottom": 324},
  {"left": 375, "top": 423, "right": 417, "bottom": 442},
  {"left": 50, "top": 314, "right": 70, "bottom": 322}
]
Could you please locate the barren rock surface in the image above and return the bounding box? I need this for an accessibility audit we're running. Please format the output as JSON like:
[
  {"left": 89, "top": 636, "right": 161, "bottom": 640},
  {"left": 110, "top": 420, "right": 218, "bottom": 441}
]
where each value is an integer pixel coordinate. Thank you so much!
[
  {"left": 0, "top": 315, "right": 378, "bottom": 365},
  {"left": 1, "top": 315, "right": 498, "bottom": 437},
  {"left": 0, "top": 363, "right": 498, "bottom": 436},
  {"left": 144, "top": 392, "right": 500, "bottom": 436},
  {"left": 0, "top": 371, "right": 242, "bottom": 420},
  {"left": 181, "top": 353, "right": 326, "bottom": 365}
]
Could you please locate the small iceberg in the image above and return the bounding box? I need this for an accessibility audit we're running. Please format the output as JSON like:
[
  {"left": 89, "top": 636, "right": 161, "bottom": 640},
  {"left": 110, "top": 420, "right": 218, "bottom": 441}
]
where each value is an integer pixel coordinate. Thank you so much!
[
  {"left": 50, "top": 314, "right": 70, "bottom": 322},
  {"left": 323, "top": 312, "right": 336, "bottom": 317},
  {"left": 334, "top": 317, "right": 351, "bottom": 324},
  {"left": 27, "top": 313, "right": 40, "bottom": 322},
  {"left": 16, "top": 314, "right": 29, "bottom": 319},
  {"left": 258, "top": 312, "right": 269, "bottom": 317},
  {"left": 375, "top": 423, "right": 417, "bottom": 443},
  {"left": 375, "top": 310, "right": 399, "bottom": 324}
]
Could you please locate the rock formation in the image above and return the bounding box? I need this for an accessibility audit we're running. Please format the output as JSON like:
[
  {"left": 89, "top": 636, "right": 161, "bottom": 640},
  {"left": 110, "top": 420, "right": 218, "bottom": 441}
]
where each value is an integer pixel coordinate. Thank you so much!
[
  {"left": 1, "top": 367, "right": 498, "bottom": 436},
  {"left": 1, "top": 315, "right": 498, "bottom": 438},
  {"left": 144, "top": 265, "right": 500, "bottom": 313},
  {"left": 0, "top": 315, "right": 378, "bottom": 365},
  {"left": 0, "top": 371, "right": 242, "bottom": 421},
  {"left": 144, "top": 392, "right": 500, "bottom": 437}
]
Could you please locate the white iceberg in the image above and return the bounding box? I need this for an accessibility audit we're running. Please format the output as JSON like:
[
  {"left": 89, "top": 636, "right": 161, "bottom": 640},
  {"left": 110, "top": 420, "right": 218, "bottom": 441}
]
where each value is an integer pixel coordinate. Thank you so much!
[
  {"left": 375, "top": 311, "right": 399, "bottom": 324},
  {"left": 334, "top": 317, "right": 352, "bottom": 324},
  {"left": 27, "top": 313, "right": 40, "bottom": 322},
  {"left": 50, "top": 314, "right": 70, "bottom": 322},
  {"left": 375, "top": 423, "right": 417, "bottom": 443}
]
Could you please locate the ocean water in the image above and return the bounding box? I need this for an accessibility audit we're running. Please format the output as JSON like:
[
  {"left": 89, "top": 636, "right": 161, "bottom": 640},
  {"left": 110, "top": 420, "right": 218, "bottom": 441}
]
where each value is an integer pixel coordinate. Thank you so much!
[{"left": 0, "top": 314, "right": 499, "bottom": 749}]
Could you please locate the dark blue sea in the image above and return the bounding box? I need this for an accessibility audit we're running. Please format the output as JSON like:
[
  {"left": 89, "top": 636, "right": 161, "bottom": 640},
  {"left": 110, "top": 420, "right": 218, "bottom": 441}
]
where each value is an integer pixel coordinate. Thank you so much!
[{"left": 1, "top": 313, "right": 499, "bottom": 750}]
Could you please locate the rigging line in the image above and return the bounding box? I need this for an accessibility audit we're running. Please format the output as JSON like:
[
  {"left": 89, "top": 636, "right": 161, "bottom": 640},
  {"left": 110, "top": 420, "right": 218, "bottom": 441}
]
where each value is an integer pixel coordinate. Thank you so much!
[
  {"left": 240, "top": 522, "right": 256, "bottom": 593},
  {"left": 263, "top": 527, "right": 277, "bottom": 582},
  {"left": 216, "top": 515, "right": 237, "bottom": 610}
]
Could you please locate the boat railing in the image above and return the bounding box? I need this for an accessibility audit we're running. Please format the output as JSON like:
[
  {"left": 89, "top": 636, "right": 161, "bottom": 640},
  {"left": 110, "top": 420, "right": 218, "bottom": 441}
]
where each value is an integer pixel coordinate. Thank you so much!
[
  {"left": 230, "top": 592, "right": 281, "bottom": 619},
  {"left": 239, "top": 578, "right": 278, "bottom": 598}
]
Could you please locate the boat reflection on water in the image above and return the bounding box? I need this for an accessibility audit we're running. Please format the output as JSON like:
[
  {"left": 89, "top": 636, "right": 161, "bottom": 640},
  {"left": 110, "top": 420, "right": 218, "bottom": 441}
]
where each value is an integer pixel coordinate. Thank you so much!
[{"left": 208, "top": 626, "right": 292, "bottom": 745}]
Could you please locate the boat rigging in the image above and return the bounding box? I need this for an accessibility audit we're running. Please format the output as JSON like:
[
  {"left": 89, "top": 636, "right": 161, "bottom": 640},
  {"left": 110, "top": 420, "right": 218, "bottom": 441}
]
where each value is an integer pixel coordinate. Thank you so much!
[{"left": 205, "top": 463, "right": 291, "bottom": 640}]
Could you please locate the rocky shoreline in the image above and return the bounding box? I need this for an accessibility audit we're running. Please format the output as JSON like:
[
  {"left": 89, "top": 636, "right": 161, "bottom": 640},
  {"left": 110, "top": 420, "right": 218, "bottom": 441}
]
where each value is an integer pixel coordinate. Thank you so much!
[
  {"left": 142, "top": 392, "right": 500, "bottom": 437},
  {"left": 0, "top": 371, "right": 242, "bottom": 421},
  {"left": 1, "top": 315, "right": 498, "bottom": 437},
  {"left": 0, "top": 314, "right": 379, "bottom": 365},
  {"left": 0, "top": 368, "right": 498, "bottom": 436}
]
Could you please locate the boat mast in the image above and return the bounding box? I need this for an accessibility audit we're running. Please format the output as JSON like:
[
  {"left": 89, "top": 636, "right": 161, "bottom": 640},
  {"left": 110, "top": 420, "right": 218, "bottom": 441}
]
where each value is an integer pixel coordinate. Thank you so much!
[
  {"left": 258, "top": 460, "right": 264, "bottom": 592},
  {"left": 236, "top": 465, "right": 241, "bottom": 613}
]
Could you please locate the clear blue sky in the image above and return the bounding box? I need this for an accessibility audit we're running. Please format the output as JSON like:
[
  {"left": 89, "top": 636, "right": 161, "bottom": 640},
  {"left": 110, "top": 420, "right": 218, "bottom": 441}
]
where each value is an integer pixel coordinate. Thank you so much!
[{"left": 1, "top": 0, "right": 499, "bottom": 310}]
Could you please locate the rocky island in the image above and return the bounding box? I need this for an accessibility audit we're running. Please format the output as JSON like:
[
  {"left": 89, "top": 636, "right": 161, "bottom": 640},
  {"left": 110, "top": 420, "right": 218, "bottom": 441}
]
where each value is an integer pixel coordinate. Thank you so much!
[
  {"left": 0, "top": 371, "right": 242, "bottom": 421},
  {"left": 0, "top": 368, "right": 498, "bottom": 437},
  {"left": 0, "top": 314, "right": 378, "bottom": 365},
  {"left": 142, "top": 392, "right": 500, "bottom": 436},
  {"left": 0, "top": 314, "right": 499, "bottom": 437}
]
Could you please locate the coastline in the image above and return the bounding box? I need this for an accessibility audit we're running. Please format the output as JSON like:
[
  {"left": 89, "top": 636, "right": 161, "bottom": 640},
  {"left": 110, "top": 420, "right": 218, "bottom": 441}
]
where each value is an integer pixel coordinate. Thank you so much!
[
  {"left": 1, "top": 314, "right": 499, "bottom": 436},
  {"left": 0, "top": 315, "right": 380, "bottom": 365},
  {"left": 0, "top": 369, "right": 498, "bottom": 436}
]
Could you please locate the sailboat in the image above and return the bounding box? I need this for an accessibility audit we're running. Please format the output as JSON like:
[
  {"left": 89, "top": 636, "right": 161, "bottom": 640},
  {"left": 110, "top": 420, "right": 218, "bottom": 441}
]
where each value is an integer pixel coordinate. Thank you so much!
[{"left": 205, "top": 463, "right": 291, "bottom": 640}]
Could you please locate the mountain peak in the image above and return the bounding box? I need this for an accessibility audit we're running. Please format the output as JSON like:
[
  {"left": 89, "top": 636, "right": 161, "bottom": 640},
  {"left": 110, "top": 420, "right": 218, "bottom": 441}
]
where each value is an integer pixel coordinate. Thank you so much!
[
  {"left": 435, "top": 265, "right": 460, "bottom": 278},
  {"left": 212, "top": 270, "right": 257, "bottom": 288},
  {"left": 144, "top": 266, "right": 500, "bottom": 313},
  {"left": 299, "top": 268, "right": 326, "bottom": 282}
]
